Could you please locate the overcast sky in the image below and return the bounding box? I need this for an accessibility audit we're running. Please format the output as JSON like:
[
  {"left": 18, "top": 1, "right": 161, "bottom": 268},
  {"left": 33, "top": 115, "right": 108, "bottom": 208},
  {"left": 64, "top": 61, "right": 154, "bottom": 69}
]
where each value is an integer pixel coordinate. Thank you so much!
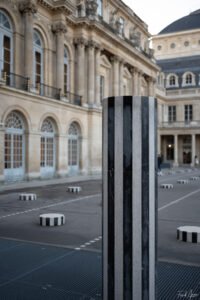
[{"left": 123, "top": 0, "right": 200, "bottom": 35}]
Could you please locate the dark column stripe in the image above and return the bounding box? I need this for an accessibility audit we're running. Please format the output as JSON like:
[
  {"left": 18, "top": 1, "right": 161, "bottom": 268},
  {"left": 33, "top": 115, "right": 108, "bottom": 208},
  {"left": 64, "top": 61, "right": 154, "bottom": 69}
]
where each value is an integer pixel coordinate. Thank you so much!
[
  {"left": 40, "top": 217, "right": 42, "bottom": 226},
  {"left": 177, "top": 230, "right": 180, "bottom": 240},
  {"left": 55, "top": 217, "right": 58, "bottom": 226},
  {"left": 154, "top": 99, "right": 158, "bottom": 300},
  {"left": 46, "top": 218, "right": 50, "bottom": 226},
  {"left": 182, "top": 231, "right": 187, "bottom": 242},
  {"left": 61, "top": 216, "right": 64, "bottom": 224},
  {"left": 192, "top": 232, "right": 197, "bottom": 243},
  {"left": 142, "top": 97, "right": 150, "bottom": 300},
  {"left": 123, "top": 96, "right": 133, "bottom": 300},
  {"left": 107, "top": 97, "right": 115, "bottom": 300}
]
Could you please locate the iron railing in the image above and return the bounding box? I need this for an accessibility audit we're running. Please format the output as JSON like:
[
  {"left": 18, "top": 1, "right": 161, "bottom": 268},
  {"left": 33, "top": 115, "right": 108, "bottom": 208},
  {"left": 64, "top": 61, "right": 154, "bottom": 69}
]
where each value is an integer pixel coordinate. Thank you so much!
[
  {"left": 63, "top": 91, "right": 82, "bottom": 106},
  {"left": 34, "top": 83, "right": 61, "bottom": 100},
  {"left": 1, "top": 71, "right": 82, "bottom": 105},
  {"left": 2, "top": 71, "right": 29, "bottom": 91}
]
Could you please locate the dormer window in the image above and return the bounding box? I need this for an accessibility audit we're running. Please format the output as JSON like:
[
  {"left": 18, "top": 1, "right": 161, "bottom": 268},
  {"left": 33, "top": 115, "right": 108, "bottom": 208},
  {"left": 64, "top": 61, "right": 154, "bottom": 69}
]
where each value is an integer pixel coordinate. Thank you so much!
[
  {"left": 169, "top": 75, "right": 176, "bottom": 86},
  {"left": 166, "top": 74, "right": 178, "bottom": 88},
  {"left": 182, "top": 72, "right": 195, "bottom": 87}
]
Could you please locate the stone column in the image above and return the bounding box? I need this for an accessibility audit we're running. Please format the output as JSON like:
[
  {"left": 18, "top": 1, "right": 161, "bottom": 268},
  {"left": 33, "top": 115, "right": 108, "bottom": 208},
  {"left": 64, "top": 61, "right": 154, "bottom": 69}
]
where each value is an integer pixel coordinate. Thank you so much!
[
  {"left": 192, "top": 134, "right": 196, "bottom": 166},
  {"left": 52, "top": 21, "right": 67, "bottom": 94},
  {"left": 57, "top": 135, "right": 68, "bottom": 177},
  {"left": 95, "top": 46, "right": 101, "bottom": 107},
  {"left": 111, "top": 56, "right": 120, "bottom": 96},
  {"left": 88, "top": 40, "right": 96, "bottom": 107},
  {"left": 19, "top": 0, "right": 37, "bottom": 83},
  {"left": 174, "top": 134, "right": 178, "bottom": 166},
  {"left": 132, "top": 68, "right": 139, "bottom": 96},
  {"left": 26, "top": 132, "right": 40, "bottom": 180},
  {"left": 138, "top": 70, "right": 142, "bottom": 96},
  {"left": 157, "top": 134, "right": 161, "bottom": 156},
  {"left": 103, "top": 96, "right": 157, "bottom": 300},
  {"left": 75, "top": 38, "right": 87, "bottom": 106},
  {"left": 148, "top": 77, "right": 156, "bottom": 97},
  {"left": 119, "top": 59, "right": 124, "bottom": 96}
]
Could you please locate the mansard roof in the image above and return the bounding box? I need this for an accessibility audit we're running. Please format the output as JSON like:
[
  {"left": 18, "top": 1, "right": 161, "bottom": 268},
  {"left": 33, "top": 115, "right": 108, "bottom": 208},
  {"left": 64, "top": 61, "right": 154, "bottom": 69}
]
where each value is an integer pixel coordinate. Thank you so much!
[{"left": 159, "top": 9, "right": 200, "bottom": 34}]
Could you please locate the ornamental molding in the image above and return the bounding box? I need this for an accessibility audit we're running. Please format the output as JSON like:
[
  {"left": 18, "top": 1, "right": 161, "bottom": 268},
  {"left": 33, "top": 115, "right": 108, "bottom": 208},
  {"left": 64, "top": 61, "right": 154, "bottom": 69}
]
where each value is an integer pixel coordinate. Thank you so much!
[
  {"left": 19, "top": 0, "right": 37, "bottom": 15},
  {"left": 74, "top": 37, "right": 88, "bottom": 46},
  {"left": 52, "top": 21, "right": 67, "bottom": 34}
]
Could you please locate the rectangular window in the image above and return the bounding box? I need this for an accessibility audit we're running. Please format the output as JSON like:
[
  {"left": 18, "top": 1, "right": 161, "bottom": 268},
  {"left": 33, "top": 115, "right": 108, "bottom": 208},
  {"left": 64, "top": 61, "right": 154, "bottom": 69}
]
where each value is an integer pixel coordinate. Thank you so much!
[
  {"left": 3, "top": 35, "right": 11, "bottom": 74},
  {"left": 4, "top": 134, "right": 11, "bottom": 169},
  {"left": 184, "top": 105, "right": 193, "bottom": 122},
  {"left": 64, "top": 63, "right": 68, "bottom": 94},
  {"left": 168, "top": 106, "right": 176, "bottom": 122},
  {"left": 100, "top": 75, "right": 104, "bottom": 102},
  {"left": 97, "top": 0, "right": 103, "bottom": 16},
  {"left": 35, "top": 51, "right": 41, "bottom": 85}
]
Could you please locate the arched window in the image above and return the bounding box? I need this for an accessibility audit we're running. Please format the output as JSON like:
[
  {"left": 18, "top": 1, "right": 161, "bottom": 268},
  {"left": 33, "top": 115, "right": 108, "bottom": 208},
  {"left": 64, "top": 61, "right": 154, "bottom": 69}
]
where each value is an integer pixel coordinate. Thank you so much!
[
  {"left": 0, "top": 10, "right": 12, "bottom": 75},
  {"left": 33, "top": 30, "right": 43, "bottom": 87},
  {"left": 4, "top": 111, "right": 25, "bottom": 181},
  {"left": 64, "top": 47, "right": 69, "bottom": 95},
  {"left": 40, "top": 118, "right": 55, "bottom": 178},
  {"left": 169, "top": 75, "right": 176, "bottom": 86},
  {"left": 68, "top": 122, "right": 80, "bottom": 174},
  {"left": 186, "top": 73, "right": 192, "bottom": 84}
]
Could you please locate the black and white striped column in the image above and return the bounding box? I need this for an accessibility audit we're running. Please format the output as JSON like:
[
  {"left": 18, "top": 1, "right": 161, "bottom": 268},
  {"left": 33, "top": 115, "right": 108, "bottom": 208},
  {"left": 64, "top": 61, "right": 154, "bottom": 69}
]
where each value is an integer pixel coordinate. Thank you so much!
[{"left": 103, "top": 96, "right": 157, "bottom": 300}]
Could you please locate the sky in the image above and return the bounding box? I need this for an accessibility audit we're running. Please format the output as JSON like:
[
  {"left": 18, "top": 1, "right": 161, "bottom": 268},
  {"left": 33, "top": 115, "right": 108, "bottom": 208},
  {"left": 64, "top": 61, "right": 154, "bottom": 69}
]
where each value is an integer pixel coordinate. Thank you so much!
[{"left": 123, "top": 0, "right": 200, "bottom": 35}]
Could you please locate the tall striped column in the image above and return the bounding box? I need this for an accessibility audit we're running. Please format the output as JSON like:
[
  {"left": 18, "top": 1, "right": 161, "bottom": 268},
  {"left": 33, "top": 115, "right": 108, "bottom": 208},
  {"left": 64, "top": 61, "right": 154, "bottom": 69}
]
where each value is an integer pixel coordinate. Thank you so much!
[{"left": 103, "top": 96, "right": 157, "bottom": 300}]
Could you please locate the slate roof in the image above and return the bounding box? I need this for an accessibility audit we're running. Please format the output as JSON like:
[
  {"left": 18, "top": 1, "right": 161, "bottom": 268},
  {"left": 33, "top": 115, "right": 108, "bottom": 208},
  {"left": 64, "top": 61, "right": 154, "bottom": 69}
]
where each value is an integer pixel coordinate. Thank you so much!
[
  {"left": 157, "top": 55, "right": 200, "bottom": 74},
  {"left": 159, "top": 9, "right": 200, "bottom": 34}
]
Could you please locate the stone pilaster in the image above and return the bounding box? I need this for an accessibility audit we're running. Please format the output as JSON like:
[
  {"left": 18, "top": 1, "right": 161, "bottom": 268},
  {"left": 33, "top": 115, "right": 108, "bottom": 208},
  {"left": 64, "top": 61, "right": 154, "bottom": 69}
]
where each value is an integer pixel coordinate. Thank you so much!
[
  {"left": 132, "top": 67, "right": 139, "bottom": 96},
  {"left": 147, "top": 76, "right": 156, "bottom": 97},
  {"left": 26, "top": 132, "right": 40, "bottom": 180},
  {"left": 19, "top": 0, "right": 37, "bottom": 83},
  {"left": 111, "top": 56, "right": 120, "bottom": 96},
  {"left": 88, "top": 40, "right": 96, "bottom": 107},
  {"left": 191, "top": 134, "right": 196, "bottom": 166},
  {"left": 119, "top": 60, "right": 124, "bottom": 96},
  {"left": 174, "top": 134, "right": 178, "bottom": 166},
  {"left": 95, "top": 46, "right": 101, "bottom": 107},
  {"left": 74, "top": 38, "right": 87, "bottom": 106},
  {"left": 52, "top": 21, "right": 67, "bottom": 94}
]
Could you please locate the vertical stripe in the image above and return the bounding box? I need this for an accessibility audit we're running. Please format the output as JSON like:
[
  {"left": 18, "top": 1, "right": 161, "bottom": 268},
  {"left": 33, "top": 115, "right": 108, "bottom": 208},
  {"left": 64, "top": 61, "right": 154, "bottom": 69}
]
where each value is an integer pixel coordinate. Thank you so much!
[
  {"left": 103, "top": 98, "right": 108, "bottom": 300},
  {"left": 40, "top": 217, "right": 42, "bottom": 226},
  {"left": 132, "top": 96, "right": 142, "bottom": 300},
  {"left": 192, "top": 232, "right": 197, "bottom": 243},
  {"left": 46, "top": 218, "right": 50, "bottom": 226},
  {"left": 123, "top": 96, "right": 132, "bottom": 300},
  {"left": 149, "top": 97, "right": 156, "bottom": 300},
  {"left": 177, "top": 230, "right": 180, "bottom": 240},
  {"left": 114, "top": 97, "right": 124, "bottom": 300},
  {"left": 107, "top": 97, "right": 115, "bottom": 300},
  {"left": 142, "top": 97, "right": 149, "bottom": 300},
  {"left": 182, "top": 231, "right": 187, "bottom": 242}
]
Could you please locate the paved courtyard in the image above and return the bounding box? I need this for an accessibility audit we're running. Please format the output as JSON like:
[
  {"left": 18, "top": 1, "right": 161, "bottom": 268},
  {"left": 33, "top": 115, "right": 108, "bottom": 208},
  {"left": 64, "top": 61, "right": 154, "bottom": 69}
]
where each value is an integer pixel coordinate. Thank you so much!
[{"left": 0, "top": 168, "right": 200, "bottom": 299}]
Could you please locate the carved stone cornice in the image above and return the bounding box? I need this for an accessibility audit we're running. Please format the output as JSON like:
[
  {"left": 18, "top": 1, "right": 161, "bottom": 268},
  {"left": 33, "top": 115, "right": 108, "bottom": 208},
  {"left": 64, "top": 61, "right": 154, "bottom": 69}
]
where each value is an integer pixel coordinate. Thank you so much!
[
  {"left": 19, "top": 0, "right": 37, "bottom": 15},
  {"left": 111, "top": 55, "right": 120, "bottom": 63},
  {"left": 52, "top": 21, "right": 67, "bottom": 34},
  {"left": 74, "top": 37, "right": 88, "bottom": 47},
  {"left": 88, "top": 40, "right": 98, "bottom": 49}
]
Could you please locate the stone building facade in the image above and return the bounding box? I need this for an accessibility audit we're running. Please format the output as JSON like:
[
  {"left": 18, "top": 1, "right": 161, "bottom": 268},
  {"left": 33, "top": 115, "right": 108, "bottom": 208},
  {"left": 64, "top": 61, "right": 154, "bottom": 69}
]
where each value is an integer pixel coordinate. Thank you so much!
[
  {"left": 0, "top": 0, "right": 158, "bottom": 183},
  {"left": 153, "top": 9, "right": 200, "bottom": 167}
]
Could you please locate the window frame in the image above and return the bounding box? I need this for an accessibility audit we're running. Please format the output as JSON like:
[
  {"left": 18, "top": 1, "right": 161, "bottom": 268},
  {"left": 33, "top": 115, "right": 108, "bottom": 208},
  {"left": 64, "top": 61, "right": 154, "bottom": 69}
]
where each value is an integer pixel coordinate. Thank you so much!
[
  {"left": 33, "top": 30, "right": 43, "bottom": 87},
  {"left": 184, "top": 104, "right": 193, "bottom": 123},
  {"left": 168, "top": 105, "right": 176, "bottom": 122},
  {"left": 0, "top": 10, "right": 13, "bottom": 75}
]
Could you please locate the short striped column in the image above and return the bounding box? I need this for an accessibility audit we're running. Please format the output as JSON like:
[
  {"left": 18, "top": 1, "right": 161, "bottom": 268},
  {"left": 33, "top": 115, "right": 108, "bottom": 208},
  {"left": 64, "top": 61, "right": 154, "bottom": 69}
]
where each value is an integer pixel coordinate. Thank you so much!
[
  {"left": 19, "top": 193, "right": 37, "bottom": 201},
  {"left": 103, "top": 96, "right": 157, "bottom": 300},
  {"left": 177, "top": 226, "right": 200, "bottom": 243},
  {"left": 40, "top": 213, "right": 65, "bottom": 226}
]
